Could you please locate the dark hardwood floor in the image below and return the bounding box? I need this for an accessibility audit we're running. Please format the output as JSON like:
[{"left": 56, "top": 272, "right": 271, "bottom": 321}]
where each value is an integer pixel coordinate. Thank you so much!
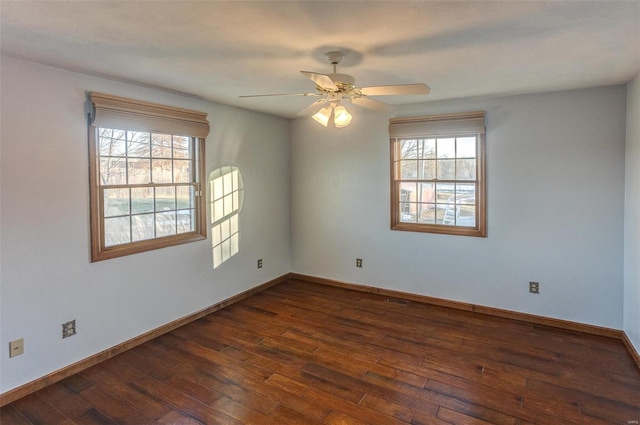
[{"left": 2, "top": 278, "right": 639, "bottom": 424}]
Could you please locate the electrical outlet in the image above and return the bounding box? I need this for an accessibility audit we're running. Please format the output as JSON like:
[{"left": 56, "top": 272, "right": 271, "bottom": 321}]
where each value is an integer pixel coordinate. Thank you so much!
[
  {"left": 356, "top": 258, "right": 363, "bottom": 268},
  {"left": 62, "top": 320, "right": 76, "bottom": 338},
  {"left": 257, "top": 259, "right": 263, "bottom": 269},
  {"left": 9, "top": 338, "right": 24, "bottom": 358},
  {"left": 529, "top": 281, "right": 540, "bottom": 294}
]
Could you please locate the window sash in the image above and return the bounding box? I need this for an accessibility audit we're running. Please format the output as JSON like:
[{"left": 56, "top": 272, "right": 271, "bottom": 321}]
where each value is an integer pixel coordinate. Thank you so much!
[
  {"left": 390, "top": 112, "right": 486, "bottom": 237},
  {"left": 89, "top": 128, "right": 206, "bottom": 262}
]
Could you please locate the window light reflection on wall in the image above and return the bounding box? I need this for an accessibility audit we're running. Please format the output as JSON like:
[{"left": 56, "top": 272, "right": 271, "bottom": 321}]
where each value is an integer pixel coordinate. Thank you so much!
[{"left": 209, "top": 166, "right": 244, "bottom": 269}]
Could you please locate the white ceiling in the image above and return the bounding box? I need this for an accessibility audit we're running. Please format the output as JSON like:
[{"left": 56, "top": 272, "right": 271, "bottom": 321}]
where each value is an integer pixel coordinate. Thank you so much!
[{"left": 1, "top": 1, "right": 639, "bottom": 118}]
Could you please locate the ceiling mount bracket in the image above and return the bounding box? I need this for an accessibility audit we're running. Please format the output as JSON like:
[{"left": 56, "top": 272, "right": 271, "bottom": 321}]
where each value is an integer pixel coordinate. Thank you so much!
[
  {"left": 325, "top": 51, "right": 344, "bottom": 73},
  {"left": 325, "top": 51, "right": 344, "bottom": 65}
]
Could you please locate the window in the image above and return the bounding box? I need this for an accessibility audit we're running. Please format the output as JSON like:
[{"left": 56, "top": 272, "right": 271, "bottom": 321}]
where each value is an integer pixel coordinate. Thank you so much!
[
  {"left": 209, "top": 166, "right": 244, "bottom": 269},
  {"left": 390, "top": 111, "right": 486, "bottom": 237},
  {"left": 88, "top": 93, "right": 209, "bottom": 261}
]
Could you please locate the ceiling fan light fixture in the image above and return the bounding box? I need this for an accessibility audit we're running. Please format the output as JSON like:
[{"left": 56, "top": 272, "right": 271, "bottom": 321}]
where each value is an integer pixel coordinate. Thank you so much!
[
  {"left": 333, "top": 104, "right": 352, "bottom": 128},
  {"left": 241, "top": 50, "right": 429, "bottom": 126},
  {"left": 312, "top": 106, "right": 332, "bottom": 127}
]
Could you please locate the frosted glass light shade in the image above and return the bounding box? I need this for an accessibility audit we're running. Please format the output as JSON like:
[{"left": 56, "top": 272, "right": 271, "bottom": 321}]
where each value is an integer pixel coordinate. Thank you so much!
[
  {"left": 312, "top": 107, "right": 332, "bottom": 127},
  {"left": 333, "top": 105, "right": 352, "bottom": 128}
]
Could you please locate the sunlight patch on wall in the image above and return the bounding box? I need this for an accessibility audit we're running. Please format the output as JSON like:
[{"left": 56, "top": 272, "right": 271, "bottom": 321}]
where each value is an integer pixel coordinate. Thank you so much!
[{"left": 209, "top": 166, "right": 244, "bottom": 269}]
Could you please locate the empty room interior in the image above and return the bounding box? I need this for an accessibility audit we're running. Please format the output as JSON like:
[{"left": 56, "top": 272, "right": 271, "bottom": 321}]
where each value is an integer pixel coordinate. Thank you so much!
[{"left": 1, "top": 1, "right": 640, "bottom": 424}]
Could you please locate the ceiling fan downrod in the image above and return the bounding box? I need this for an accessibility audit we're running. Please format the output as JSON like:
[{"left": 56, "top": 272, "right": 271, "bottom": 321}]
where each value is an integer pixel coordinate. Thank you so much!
[{"left": 325, "top": 51, "right": 344, "bottom": 73}]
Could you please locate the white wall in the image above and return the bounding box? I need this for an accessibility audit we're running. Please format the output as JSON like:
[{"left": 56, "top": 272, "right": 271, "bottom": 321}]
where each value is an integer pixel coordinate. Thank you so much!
[
  {"left": 0, "top": 56, "right": 291, "bottom": 393},
  {"left": 625, "top": 73, "right": 640, "bottom": 354},
  {"left": 0, "top": 54, "right": 632, "bottom": 395},
  {"left": 291, "top": 86, "right": 627, "bottom": 329}
]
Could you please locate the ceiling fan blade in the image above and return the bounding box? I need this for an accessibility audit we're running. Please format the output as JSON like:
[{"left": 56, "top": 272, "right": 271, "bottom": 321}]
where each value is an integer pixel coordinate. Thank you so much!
[
  {"left": 297, "top": 99, "right": 330, "bottom": 116},
  {"left": 360, "top": 83, "right": 431, "bottom": 96},
  {"left": 301, "top": 71, "right": 338, "bottom": 91},
  {"left": 350, "top": 97, "right": 392, "bottom": 112},
  {"left": 239, "top": 92, "right": 320, "bottom": 98}
]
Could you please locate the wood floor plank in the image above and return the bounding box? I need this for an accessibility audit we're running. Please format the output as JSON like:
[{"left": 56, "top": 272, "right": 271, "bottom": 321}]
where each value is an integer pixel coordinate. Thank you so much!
[
  {"left": 2, "top": 278, "right": 639, "bottom": 425},
  {"left": 11, "top": 394, "right": 70, "bottom": 425},
  {"left": 31, "top": 382, "right": 92, "bottom": 419},
  {"left": 78, "top": 366, "right": 172, "bottom": 420},
  {"left": 0, "top": 405, "right": 32, "bottom": 425},
  {"left": 76, "top": 385, "right": 151, "bottom": 424}
]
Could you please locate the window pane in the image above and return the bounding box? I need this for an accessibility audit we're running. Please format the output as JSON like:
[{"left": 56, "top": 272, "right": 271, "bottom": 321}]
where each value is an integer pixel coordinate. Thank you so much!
[
  {"left": 441, "top": 205, "right": 458, "bottom": 225},
  {"left": 152, "top": 159, "right": 172, "bottom": 183},
  {"left": 400, "top": 140, "right": 418, "bottom": 159},
  {"left": 418, "top": 182, "right": 435, "bottom": 203},
  {"left": 455, "top": 182, "right": 476, "bottom": 227},
  {"left": 456, "top": 159, "right": 476, "bottom": 180},
  {"left": 436, "top": 182, "right": 455, "bottom": 203},
  {"left": 155, "top": 211, "right": 176, "bottom": 237},
  {"left": 177, "top": 209, "right": 193, "bottom": 233},
  {"left": 457, "top": 206, "right": 476, "bottom": 227},
  {"left": 100, "top": 158, "right": 126, "bottom": 185},
  {"left": 152, "top": 133, "right": 172, "bottom": 158},
  {"left": 176, "top": 186, "right": 193, "bottom": 210},
  {"left": 437, "top": 138, "right": 455, "bottom": 158},
  {"left": 420, "top": 160, "right": 436, "bottom": 180},
  {"left": 155, "top": 187, "right": 176, "bottom": 211},
  {"left": 456, "top": 183, "right": 476, "bottom": 204},
  {"left": 457, "top": 137, "right": 476, "bottom": 158},
  {"left": 400, "top": 160, "right": 418, "bottom": 179},
  {"left": 128, "top": 141, "right": 150, "bottom": 158},
  {"left": 99, "top": 129, "right": 126, "bottom": 157},
  {"left": 422, "top": 139, "right": 436, "bottom": 159},
  {"left": 132, "top": 213, "right": 154, "bottom": 241},
  {"left": 399, "top": 203, "right": 416, "bottom": 222},
  {"left": 172, "top": 135, "right": 190, "bottom": 151},
  {"left": 104, "top": 188, "right": 130, "bottom": 217},
  {"left": 127, "top": 131, "right": 150, "bottom": 157},
  {"left": 128, "top": 131, "right": 150, "bottom": 144},
  {"left": 400, "top": 182, "right": 417, "bottom": 200},
  {"left": 173, "top": 148, "right": 190, "bottom": 159},
  {"left": 173, "top": 160, "right": 191, "bottom": 183},
  {"left": 437, "top": 159, "right": 455, "bottom": 180},
  {"left": 104, "top": 216, "right": 130, "bottom": 246},
  {"left": 128, "top": 158, "right": 150, "bottom": 184},
  {"left": 131, "top": 187, "right": 154, "bottom": 214},
  {"left": 418, "top": 204, "right": 435, "bottom": 223}
]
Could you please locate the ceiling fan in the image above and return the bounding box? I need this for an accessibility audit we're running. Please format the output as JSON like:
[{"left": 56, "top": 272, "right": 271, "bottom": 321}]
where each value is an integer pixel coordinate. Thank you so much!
[{"left": 240, "top": 51, "right": 430, "bottom": 128}]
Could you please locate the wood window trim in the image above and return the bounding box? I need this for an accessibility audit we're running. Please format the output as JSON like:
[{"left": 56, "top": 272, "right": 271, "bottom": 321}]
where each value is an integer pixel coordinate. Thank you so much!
[
  {"left": 389, "top": 112, "right": 487, "bottom": 237},
  {"left": 88, "top": 93, "right": 209, "bottom": 262}
]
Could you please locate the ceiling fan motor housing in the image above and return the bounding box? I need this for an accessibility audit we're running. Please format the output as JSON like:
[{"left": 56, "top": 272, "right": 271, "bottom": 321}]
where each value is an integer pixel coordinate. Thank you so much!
[{"left": 329, "top": 73, "right": 356, "bottom": 89}]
